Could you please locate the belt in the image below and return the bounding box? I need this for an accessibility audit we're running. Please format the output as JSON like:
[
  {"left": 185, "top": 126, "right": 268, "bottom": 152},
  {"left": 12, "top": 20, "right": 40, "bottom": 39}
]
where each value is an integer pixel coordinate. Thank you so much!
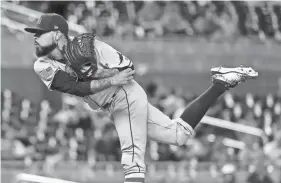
[{"left": 101, "top": 88, "right": 119, "bottom": 109}]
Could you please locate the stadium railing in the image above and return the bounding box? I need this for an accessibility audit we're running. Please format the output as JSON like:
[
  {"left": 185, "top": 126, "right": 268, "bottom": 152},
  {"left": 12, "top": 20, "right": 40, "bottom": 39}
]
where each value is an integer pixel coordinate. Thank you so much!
[
  {"left": 15, "top": 174, "right": 78, "bottom": 183},
  {"left": 201, "top": 116, "right": 268, "bottom": 145},
  {"left": 3, "top": 160, "right": 280, "bottom": 183}
]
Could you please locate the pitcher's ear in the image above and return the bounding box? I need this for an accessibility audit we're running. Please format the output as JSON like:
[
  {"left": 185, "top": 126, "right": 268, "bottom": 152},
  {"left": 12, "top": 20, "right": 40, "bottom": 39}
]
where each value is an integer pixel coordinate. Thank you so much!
[{"left": 53, "top": 31, "right": 62, "bottom": 42}]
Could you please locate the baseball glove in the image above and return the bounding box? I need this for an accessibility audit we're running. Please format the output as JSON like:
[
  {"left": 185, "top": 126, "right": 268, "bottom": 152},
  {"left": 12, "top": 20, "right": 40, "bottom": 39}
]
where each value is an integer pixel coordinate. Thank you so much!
[{"left": 63, "top": 33, "right": 98, "bottom": 80}]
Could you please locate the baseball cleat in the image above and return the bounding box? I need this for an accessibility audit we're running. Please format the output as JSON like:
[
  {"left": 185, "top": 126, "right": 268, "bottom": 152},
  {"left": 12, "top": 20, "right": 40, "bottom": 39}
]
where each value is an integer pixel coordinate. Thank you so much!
[{"left": 211, "top": 66, "right": 258, "bottom": 89}]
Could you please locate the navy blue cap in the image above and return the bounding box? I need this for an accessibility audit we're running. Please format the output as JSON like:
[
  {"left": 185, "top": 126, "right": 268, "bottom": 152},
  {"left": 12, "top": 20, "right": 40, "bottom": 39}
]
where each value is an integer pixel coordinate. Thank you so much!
[{"left": 25, "top": 13, "right": 68, "bottom": 35}]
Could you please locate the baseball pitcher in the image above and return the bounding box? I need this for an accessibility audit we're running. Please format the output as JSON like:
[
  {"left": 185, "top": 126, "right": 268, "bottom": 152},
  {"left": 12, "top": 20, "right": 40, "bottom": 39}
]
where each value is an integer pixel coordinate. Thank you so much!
[{"left": 24, "top": 13, "right": 258, "bottom": 183}]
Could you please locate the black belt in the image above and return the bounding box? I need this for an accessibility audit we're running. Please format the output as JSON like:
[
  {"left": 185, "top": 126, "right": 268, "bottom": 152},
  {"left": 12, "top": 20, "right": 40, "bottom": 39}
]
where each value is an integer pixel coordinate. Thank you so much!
[
  {"left": 101, "top": 65, "right": 133, "bottom": 109},
  {"left": 101, "top": 91, "right": 118, "bottom": 109}
]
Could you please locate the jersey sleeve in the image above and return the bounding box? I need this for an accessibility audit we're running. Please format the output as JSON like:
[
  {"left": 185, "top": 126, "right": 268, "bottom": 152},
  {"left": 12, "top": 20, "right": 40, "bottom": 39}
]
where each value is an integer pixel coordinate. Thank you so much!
[
  {"left": 98, "top": 40, "right": 133, "bottom": 69},
  {"left": 33, "top": 58, "right": 60, "bottom": 90}
]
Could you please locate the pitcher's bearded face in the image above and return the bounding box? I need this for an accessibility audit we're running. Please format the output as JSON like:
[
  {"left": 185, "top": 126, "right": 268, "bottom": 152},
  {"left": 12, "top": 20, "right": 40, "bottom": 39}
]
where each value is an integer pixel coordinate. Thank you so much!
[
  {"left": 35, "top": 42, "right": 57, "bottom": 57},
  {"left": 34, "top": 31, "right": 57, "bottom": 57}
]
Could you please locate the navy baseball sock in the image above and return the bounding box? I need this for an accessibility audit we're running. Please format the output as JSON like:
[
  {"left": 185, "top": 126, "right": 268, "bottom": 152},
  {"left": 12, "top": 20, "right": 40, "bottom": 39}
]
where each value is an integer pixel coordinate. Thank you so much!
[
  {"left": 124, "top": 177, "right": 145, "bottom": 183},
  {"left": 124, "top": 173, "right": 145, "bottom": 183},
  {"left": 180, "top": 83, "right": 226, "bottom": 129}
]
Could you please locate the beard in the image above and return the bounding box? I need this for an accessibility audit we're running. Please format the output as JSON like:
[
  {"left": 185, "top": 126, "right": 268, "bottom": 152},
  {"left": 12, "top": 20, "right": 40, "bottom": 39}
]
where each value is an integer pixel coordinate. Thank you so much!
[{"left": 35, "top": 43, "right": 57, "bottom": 57}]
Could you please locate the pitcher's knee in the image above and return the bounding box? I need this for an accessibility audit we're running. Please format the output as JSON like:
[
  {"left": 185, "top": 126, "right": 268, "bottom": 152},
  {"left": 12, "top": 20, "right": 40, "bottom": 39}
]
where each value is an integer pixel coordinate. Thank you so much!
[{"left": 174, "top": 118, "right": 195, "bottom": 146}]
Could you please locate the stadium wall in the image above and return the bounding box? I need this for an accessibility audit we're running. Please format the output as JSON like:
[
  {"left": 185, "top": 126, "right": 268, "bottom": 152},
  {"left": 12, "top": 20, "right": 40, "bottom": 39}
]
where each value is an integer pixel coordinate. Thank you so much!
[
  {"left": 2, "top": 28, "right": 281, "bottom": 71},
  {"left": 2, "top": 29, "right": 280, "bottom": 107},
  {"left": 1, "top": 67, "right": 62, "bottom": 109},
  {"left": 1, "top": 66, "right": 279, "bottom": 104}
]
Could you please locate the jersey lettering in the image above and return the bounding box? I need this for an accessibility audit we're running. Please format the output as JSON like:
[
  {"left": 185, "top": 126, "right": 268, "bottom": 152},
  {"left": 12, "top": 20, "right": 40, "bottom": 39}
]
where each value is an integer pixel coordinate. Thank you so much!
[
  {"left": 95, "top": 40, "right": 132, "bottom": 70},
  {"left": 117, "top": 51, "right": 123, "bottom": 65}
]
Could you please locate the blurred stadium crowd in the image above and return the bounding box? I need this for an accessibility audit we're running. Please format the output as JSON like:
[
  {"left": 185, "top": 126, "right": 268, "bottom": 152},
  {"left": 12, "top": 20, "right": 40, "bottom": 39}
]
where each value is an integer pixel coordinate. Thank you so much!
[
  {"left": 2, "top": 80, "right": 281, "bottom": 176},
  {"left": 15, "top": 0, "right": 281, "bottom": 42}
]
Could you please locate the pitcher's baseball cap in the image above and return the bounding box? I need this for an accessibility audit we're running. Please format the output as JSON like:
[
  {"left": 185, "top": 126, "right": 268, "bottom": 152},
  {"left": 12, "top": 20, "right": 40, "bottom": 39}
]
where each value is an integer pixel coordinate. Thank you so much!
[{"left": 25, "top": 13, "right": 68, "bottom": 35}]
